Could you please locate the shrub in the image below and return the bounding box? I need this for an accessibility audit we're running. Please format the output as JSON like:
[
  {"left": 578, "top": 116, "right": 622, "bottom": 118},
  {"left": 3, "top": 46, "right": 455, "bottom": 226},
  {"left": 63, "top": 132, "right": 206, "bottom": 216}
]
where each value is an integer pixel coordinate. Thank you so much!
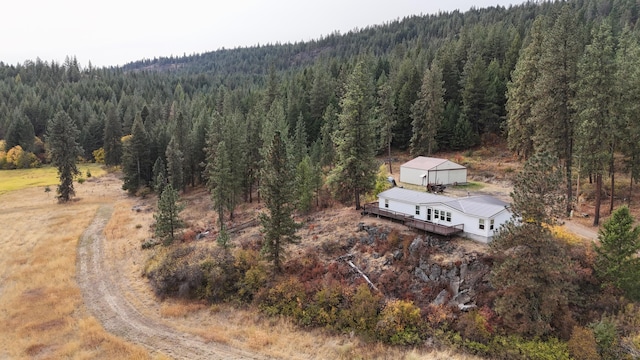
[
  {"left": 592, "top": 318, "right": 620, "bottom": 360},
  {"left": 339, "top": 284, "right": 382, "bottom": 339},
  {"left": 486, "top": 335, "right": 571, "bottom": 360},
  {"left": 256, "top": 277, "right": 306, "bottom": 319},
  {"left": 376, "top": 299, "right": 423, "bottom": 345},
  {"left": 237, "top": 264, "right": 268, "bottom": 302},
  {"left": 455, "top": 308, "right": 493, "bottom": 343},
  {"left": 568, "top": 326, "right": 600, "bottom": 360}
]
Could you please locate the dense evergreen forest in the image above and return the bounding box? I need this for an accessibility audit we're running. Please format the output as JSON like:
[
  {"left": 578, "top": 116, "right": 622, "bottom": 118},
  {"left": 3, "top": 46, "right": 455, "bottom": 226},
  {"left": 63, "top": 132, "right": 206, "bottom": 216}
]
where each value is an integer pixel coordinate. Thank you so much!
[{"left": 3, "top": 0, "right": 640, "bottom": 357}]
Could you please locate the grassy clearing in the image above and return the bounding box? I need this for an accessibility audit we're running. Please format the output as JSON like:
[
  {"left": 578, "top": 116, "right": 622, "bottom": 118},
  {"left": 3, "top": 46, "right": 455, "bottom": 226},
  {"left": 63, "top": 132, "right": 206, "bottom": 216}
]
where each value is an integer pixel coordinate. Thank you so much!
[
  {"left": 0, "top": 173, "right": 152, "bottom": 359},
  {"left": 0, "top": 163, "right": 106, "bottom": 195}
]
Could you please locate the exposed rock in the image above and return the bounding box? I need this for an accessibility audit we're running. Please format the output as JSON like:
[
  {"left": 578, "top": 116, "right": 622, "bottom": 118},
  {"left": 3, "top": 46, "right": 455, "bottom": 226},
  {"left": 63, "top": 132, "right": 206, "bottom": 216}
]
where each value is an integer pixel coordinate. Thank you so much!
[
  {"left": 415, "top": 267, "right": 430, "bottom": 283},
  {"left": 429, "top": 264, "right": 441, "bottom": 281},
  {"left": 393, "top": 249, "right": 403, "bottom": 260},
  {"left": 432, "top": 289, "right": 449, "bottom": 305},
  {"left": 409, "top": 237, "right": 424, "bottom": 255}
]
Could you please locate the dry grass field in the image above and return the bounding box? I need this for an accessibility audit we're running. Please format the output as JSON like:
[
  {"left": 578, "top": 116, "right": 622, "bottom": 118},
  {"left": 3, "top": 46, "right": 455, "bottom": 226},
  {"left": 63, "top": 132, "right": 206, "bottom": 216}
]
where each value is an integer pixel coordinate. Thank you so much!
[
  {"left": 0, "top": 172, "right": 154, "bottom": 359},
  {"left": 0, "top": 167, "right": 481, "bottom": 360}
]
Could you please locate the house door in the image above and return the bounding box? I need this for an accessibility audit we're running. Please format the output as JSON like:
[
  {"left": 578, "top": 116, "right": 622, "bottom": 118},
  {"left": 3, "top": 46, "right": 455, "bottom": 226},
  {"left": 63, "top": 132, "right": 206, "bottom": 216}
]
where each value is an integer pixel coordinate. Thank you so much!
[{"left": 426, "top": 208, "right": 432, "bottom": 221}]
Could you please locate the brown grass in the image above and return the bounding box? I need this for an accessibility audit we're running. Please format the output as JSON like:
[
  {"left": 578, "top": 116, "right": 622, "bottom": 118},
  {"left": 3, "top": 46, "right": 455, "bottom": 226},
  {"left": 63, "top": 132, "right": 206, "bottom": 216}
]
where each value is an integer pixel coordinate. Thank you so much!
[{"left": 0, "top": 173, "right": 153, "bottom": 359}]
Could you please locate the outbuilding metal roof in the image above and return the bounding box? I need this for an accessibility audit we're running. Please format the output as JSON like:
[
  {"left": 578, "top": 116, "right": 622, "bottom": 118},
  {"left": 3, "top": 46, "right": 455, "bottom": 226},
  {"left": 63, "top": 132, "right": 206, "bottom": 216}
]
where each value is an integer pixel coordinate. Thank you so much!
[
  {"left": 378, "top": 187, "right": 510, "bottom": 218},
  {"left": 400, "top": 156, "right": 465, "bottom": 170}
]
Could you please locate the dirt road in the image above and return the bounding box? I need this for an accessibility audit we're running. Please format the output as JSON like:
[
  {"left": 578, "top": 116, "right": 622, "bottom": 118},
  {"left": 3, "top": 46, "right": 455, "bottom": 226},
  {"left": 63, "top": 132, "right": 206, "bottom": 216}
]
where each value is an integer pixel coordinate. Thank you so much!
[{"left": 76, "top": 204, "right": 273, "bottom": 360}]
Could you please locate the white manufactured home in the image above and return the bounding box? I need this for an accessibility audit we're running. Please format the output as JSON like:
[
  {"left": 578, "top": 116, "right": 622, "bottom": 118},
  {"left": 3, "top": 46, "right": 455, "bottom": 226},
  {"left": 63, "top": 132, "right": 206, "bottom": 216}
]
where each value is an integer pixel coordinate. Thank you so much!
[
  {"left": 376, "top": 187, "right": 512, "bottom": 243},
  {"left": 400, "top": 156, "right": 467, "bottom": 186}
]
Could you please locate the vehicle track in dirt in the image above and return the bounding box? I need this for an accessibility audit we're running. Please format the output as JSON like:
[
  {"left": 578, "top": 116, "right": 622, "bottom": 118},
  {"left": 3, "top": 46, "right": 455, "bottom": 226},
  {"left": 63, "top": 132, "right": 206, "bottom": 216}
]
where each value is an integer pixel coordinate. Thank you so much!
[{"left": 77, "top": 204, "right": 273, "bottom": 360}]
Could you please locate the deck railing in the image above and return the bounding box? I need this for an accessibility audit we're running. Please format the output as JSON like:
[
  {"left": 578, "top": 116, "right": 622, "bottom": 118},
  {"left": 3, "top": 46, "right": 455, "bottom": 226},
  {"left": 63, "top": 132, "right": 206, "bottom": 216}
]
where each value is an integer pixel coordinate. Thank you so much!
[{"left": 362, "top": 202, "right": 464, "bottom": 237}]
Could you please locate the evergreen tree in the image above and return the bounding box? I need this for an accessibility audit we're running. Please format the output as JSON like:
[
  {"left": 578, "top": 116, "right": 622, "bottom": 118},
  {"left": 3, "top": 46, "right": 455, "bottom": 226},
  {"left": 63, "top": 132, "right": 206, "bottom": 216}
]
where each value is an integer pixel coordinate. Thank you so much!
[
  {"left": 319, "top": 103, "right": 338, "bottom": 169},
  {"left": 165, "top": 136, "right": 184, "bottom": 192},
  {"left": 259, "top": 131, "right": 300, "bottom": 273},
  {"left": 5, "top": 109, "right": 35, "bottom": 152},
  {"left": 392, "top": 57, "right": 421, "bottom": 150},
  {"left": 531, "top": 5, "right": 582, "bottom": 215},
  {"left": 295, "top": 155, "right": 315, "bottom": 214},
  {"left": 574, "top": 21, "right": 616, "bottom": 226},
  {"left": 616, "top": 27, "right": 640, "bottom": 202},
  {"left": 154, "top": 183, "right": 184, "bottom": 245},
  {"left": 292, "top": 113, "right": 308, "bottom": 166},
  {"left": 410, "top": 63, "right": 445, "bottom": 156},
  {"left": 506, "top": 17, "right": 546, "bottom": 159},
  {"left": 329, "top": 59, "right": 377, "bottom": 210},
  {"left": 152, "top": 156, "right": 167, "bottom": 194},
  {"left": 208, "top": 141, "right": 235, "bottom": 226},
  {"left": 594, "top": 206, "right": 640, "bottom": 301},
  {"left": 121, "top": 113, "right": 151, "bottom": 194},
  {"left": 374, "top": 73, "right": 396, "bottom": 173},
  {"left": 491, "top": 152, "right": 575, "bottom": 337},
  {"left": 459, "top": 54, "right": 487, "bottom": 144},
  {"left": 46, "top": 110, "right": 81, "bottom": 202}
]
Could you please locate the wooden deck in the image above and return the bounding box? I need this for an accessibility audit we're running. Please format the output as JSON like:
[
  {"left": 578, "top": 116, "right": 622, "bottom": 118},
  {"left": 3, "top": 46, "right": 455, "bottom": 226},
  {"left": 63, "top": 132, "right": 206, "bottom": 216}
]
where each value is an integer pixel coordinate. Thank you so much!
[{"left": 361, "top": 203, "right": 464, "bottom": 237}]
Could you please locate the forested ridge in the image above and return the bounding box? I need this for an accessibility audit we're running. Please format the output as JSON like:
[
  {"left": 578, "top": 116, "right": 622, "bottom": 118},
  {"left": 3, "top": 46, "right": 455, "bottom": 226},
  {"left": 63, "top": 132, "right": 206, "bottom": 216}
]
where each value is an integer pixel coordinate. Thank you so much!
[{"left": 3, "top": 0, "right": 640, "bottom": 358}]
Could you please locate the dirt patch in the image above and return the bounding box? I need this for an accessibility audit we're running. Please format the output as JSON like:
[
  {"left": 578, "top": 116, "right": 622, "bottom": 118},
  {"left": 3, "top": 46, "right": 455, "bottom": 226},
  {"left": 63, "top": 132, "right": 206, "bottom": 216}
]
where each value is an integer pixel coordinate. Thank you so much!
[{"left": 76, "top": 204, "right": 272, "bottom": 360}]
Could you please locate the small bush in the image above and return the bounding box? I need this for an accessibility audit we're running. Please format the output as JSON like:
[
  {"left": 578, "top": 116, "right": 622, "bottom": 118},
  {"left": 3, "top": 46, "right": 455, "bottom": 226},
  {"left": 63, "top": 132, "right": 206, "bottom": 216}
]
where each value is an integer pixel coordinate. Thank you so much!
[
  {"left": 376, "top": 299, "right": 423, "bottom": 345},
  {"left": 568, "top": 326, "right": 600, "bottom": 360},
  {"left": 256, "top": 277, "right": 306, "bottom": 319},
  {"left": 77, "top": 177, "right": 85, "bottom": 184}
]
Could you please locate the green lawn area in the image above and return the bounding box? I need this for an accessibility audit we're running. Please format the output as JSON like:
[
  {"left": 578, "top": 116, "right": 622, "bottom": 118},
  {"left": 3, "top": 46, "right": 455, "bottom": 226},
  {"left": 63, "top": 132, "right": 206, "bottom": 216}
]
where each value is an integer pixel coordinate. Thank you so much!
[{"left": 0, "top": 164, "right": 107, "bottom": 195}]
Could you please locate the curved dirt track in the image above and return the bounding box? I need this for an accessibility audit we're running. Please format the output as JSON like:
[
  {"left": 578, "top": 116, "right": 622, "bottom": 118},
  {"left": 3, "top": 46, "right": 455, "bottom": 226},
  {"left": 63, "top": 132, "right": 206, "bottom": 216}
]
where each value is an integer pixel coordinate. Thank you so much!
[{"left": 77, "top": 204, "right": 273, "bottom": 360}]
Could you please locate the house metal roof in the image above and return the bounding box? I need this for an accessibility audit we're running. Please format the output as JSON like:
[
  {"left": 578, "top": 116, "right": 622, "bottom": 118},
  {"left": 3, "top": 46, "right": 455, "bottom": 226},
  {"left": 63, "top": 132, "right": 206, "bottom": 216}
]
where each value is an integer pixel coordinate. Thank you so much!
[
  {"left": 400, "top": 156, "right": 465, "bottom": 170},
  {"left": 378, "top": 187, "right": 510, "bottom": 218}
]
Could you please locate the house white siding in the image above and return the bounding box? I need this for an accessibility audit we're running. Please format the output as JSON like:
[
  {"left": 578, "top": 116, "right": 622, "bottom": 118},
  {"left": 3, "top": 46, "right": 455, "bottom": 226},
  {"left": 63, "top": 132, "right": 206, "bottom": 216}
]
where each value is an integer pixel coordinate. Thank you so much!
[
  {"left": 376, "top": 187, "right": 512, "bottom": 243},
  {"left": 399, "top": 157, "right": 467, "bottom": 186}
]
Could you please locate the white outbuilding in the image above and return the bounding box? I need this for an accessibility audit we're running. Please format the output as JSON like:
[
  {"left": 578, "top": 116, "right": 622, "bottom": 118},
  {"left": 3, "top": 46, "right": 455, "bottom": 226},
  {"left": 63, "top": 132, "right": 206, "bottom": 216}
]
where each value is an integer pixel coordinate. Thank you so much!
[{"left": 400, "top": 156, "right": 467, "bottom": 186}]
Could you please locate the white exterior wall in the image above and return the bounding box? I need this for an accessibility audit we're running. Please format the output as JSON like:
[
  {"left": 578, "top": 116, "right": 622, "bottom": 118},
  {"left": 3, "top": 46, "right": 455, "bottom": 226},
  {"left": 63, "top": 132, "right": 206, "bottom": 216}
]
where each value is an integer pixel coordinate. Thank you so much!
[
  {"left": 377, "top": 192, "right": 512, "bottom": 243},
  {"left": 399, "top": 166, "right": 427, "bottom": 186},
  {"left": 399, "top": 166, "right": 467, "bottom": 186},
  {"left": 378, "top": 197, "right": 424, "bottom": 220}
]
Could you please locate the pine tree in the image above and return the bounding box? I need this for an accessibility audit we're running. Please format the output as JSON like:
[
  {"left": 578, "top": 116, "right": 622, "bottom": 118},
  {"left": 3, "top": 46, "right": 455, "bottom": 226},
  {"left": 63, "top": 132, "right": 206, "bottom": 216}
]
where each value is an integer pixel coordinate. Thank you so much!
[
  {"left": 459, "top": 54, "right": 487, "bottom": 144},
  {"left": 5, "top": 109, "right": 35, "bottom": 152},
  {"left": 506, "top": 17, "right": 546, "bottom": 159},
  {"left": 594, "top": 206, "right": 640, "bottom": 301},
  {"left": 574, "top": 21, "right": 616, "bottom": 226},
  {"left": 165, "top": 136, "right": 184, "bottom": 192},
  {"left": 616, "top": 27, "right": 640, "bottom": 203},
  {"left": 410, "top": 63, "right": 445, "bottom": 156},
  {"left": 329, "top": 59, "right": 377, "bottom": 210},
  {"left": 46, "top": 110, "right": 81, "bottom": 203},
  {"left": 490, "top": 152, "right": 575, "bottom": 337},
  {"left": 154, "top": 183, "right": 184, "bottom": 245},
  {"left": 152, "top": 156, "right": 167, "bottom": 194},
  {"left": 531, "top": 5, "right": 581, "bottom": 215},
  {"left": 374, "top": 73, "right": 396, "bottom": 173},
  {"left": 121, "top": 113, "right": 151, "bottom": 194},
  {"left": 208, "top": 141, "right": 234, "bottom": 226},
  {"left": 295, "top": 155, "right": 315, "bottom": 214},
  {"left": 292, "top": 113, "right": 308, "bottom": 166},
  {"left": 259, "top": 131, "right": 300, "bottom": 273}
]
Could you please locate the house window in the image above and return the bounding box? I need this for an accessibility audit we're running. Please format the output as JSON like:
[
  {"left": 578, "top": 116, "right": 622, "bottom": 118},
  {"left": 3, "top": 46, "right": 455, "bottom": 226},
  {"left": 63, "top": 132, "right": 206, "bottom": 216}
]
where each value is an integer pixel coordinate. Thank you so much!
[
  {"left": 479, "top": 219, "right": 485, "bottom": 230},
  {"left": 434, "top": 209, "right": 439, "bottom": 219},
  {"left": 490, "top": 219, "right": 495, "bottom": 230},
  {"left": 415, "top": 205, "right": 420, "bottom": 215},
  {"left": 384, "top": 199, "right": 389, "bottom": 208},
  {"left": 446, "top": 212, "right": 451, "bottom": 222}
]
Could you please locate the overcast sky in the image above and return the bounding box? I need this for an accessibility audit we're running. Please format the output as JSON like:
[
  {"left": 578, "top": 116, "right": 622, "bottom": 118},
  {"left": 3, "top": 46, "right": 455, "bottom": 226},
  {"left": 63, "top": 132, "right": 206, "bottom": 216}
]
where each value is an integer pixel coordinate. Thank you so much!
[{"left": 1, "top": 0, "right": 525, "bottom": 68}]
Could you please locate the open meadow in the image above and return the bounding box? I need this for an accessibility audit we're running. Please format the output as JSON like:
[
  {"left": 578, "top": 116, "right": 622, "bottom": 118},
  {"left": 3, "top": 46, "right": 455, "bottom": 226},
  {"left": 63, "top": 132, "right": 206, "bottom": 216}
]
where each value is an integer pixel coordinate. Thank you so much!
[
  {"left": 0, "top": 166, "right": 486, "bottom": 359},
  {"left": 0, "top": 169, "right": 155, "bottom": 359}
]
